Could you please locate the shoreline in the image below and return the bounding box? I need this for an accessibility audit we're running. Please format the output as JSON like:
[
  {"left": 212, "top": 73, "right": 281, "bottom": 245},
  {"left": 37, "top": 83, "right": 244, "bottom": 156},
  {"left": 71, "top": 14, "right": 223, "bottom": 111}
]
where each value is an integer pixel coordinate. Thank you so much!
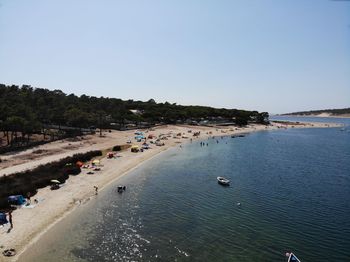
[
  {"left": 0, "top": 122, "right": 341, "bottom": 262},
  {"left": 15, "top": 145, "right": 177, "bottom": 262}
]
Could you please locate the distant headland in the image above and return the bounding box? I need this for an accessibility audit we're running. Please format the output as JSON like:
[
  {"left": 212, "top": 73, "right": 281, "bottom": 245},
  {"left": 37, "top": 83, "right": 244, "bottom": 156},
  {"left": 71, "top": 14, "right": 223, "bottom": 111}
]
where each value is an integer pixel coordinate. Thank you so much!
[{"left": 281, "top": 108, "right": 350, "bottom": 118}]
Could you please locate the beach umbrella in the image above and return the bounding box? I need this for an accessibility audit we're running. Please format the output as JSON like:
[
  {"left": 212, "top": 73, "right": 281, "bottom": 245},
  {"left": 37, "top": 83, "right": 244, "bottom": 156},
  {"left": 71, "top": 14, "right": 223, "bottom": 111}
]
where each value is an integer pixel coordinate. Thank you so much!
[
  {"left": 50, "top": 180, "right": 60, "bottom": 184},
  {"left": 76, "top": 161, "right": 83, "bottom": 167},
  {"left": 92, "top": 159, "right": 100, "bottom": 164}
]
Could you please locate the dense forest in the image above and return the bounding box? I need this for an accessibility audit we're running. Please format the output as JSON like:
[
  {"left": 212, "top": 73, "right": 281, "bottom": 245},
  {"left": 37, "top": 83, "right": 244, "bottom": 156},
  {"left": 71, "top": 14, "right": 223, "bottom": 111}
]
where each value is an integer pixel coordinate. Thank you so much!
[
  {"left": 0, "top": 84, "right": 269, "bottom": 149},
  {"left": 283, "top": 108, "right": 350, "bottom": 116}
]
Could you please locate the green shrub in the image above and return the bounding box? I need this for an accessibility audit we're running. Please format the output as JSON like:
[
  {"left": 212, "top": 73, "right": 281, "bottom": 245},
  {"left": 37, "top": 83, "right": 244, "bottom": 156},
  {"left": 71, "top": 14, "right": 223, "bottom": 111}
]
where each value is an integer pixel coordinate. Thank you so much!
[
  {"left": 112, "top": 144, "right": 131, "bottom": 151},
  {"left": 0, "top": 150, "right": 102, "bottom": 210},
  {"left": 112, "top": 145, "right": 122, "bottom": 151}
]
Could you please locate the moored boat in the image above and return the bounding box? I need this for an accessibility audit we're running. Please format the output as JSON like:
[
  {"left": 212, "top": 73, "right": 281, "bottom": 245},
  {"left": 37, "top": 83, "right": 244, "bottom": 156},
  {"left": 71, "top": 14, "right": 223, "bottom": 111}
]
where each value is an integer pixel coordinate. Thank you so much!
[{"left": 217, "top": 176, "right": 230, "bottom": 185}]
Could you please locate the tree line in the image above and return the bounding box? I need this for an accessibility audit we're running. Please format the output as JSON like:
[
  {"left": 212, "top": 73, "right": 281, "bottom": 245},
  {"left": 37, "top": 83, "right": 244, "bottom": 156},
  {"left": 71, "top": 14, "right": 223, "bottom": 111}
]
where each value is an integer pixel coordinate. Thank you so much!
[
  {"left": 0, "top": 84, "right": 269, "bottom": 148},
  {"left": 283, "top": 108, "right": 350, "bottom": 116}
]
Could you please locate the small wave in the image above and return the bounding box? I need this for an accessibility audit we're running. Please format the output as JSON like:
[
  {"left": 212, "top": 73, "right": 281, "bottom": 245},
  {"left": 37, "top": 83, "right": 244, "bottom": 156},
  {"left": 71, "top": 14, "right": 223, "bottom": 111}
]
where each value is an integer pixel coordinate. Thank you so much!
[
  {"left": 134, "top": 233, "right": 150, "bottom": 243},
  {"left": 127, "top": 227, "right": 137, "bottom": 233},
  {"left": 139, "top": 237, "right": 151, "bottom": 244},
  {"left": 175, "top": 246, "right": 190, "bottom": 257}
]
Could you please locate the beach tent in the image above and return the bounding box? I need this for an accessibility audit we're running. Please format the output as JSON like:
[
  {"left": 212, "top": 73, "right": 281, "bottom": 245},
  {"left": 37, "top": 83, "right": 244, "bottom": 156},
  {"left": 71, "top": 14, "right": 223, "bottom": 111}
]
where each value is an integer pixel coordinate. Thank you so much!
[
  {"left": 155, "top": 140, "right": 165, "bottom": 146},
  {"left": 134, "top": 135, "right": 145, "bottom": 140},
  {"left": 134, "top": 131, "right": 144, "bottom": 135},
  {"left": 92, "top": 159, "right": 100, "bottom": 165},
  {"left": 8, "top": 195, "right": 26, "bottom": 205},
  {"left": 131, "top": 145, "right": 139, "bottom": 152},
  {"left": 0, "top": 212, "right": 8, "bottom": 225},
  {"left": 142, "top": 143, "right": 150, "bottom": 149},
  {"left": 50, "top": 180, "right": 60, "bottom": 184}
]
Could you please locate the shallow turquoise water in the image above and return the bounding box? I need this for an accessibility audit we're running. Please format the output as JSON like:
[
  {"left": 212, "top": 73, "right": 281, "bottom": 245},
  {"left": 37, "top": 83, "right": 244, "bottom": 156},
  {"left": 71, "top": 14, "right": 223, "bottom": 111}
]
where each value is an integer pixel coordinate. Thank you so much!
[{"left": 23, "top": 118, "right": 350, "bottom": 261}]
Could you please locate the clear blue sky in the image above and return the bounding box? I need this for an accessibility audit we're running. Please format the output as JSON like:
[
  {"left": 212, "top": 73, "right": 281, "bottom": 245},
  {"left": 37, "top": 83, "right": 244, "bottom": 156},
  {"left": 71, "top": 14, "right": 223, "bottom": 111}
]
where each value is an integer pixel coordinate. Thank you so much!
[{"left": 0, "top": 0, "right": 349, "bottom": 114}]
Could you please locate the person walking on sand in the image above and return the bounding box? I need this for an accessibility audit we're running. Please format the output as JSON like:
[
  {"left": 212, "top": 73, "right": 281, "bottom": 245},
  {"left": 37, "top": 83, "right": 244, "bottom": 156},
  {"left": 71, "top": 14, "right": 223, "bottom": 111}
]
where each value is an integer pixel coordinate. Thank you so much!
[
  {"left": 26, "top": 192, "right": 31, "bottom": 205},
  {"left": 9, "top": 211, "right": 13, "bottom": 229},
  {"left": 94, "top": 186, "right": 99, "bottom": 195}
]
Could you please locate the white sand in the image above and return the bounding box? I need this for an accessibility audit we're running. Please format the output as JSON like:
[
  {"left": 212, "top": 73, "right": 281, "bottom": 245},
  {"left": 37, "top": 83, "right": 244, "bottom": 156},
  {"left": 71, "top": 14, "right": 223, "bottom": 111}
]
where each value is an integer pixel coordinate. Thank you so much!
[
  {"left": 0, "top": 122, "right": 340, "bottom": 262},
  {"left": 284, "top": 113, "right": 350, "bottom": 118}
]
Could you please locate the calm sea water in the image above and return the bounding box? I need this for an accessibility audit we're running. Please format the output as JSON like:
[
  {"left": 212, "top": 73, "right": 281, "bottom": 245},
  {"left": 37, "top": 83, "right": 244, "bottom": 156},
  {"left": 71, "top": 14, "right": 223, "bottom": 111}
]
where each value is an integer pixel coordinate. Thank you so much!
[{"left": 23, "top": 117, "right": 350, "bottom": 262}]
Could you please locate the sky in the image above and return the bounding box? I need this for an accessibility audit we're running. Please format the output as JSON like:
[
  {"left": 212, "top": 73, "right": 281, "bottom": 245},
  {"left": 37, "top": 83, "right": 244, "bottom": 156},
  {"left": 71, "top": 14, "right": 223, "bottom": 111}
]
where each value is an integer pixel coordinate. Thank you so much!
[{"left": 0, "top": 0, "right": 349, "bottom": 114}]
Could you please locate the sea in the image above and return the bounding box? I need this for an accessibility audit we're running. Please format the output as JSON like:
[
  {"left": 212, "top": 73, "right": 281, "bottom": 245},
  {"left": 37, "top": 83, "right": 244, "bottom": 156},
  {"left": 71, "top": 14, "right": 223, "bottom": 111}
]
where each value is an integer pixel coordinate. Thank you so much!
[{"left": 21, "top": 117, "right": 350, "bottom": 262}]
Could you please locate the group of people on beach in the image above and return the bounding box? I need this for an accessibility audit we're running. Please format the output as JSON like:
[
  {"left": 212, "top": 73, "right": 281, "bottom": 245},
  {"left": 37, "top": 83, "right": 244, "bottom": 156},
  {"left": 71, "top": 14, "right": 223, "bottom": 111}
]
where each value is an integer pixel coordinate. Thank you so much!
[{"left": 200, "top": 141, "right": 209, "bottom": 147}]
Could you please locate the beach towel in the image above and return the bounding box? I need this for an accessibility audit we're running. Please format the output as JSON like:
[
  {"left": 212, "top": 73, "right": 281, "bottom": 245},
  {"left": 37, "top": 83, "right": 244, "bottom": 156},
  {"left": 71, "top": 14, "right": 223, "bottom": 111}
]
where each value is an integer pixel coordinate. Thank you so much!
[{"left": 22, "top": 204, "right": 36, "bottom": 209}]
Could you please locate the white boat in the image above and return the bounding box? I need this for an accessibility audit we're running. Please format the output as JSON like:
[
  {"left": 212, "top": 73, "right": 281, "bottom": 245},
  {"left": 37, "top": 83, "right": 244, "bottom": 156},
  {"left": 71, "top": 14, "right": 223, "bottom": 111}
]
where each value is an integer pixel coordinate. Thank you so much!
[
  {"left": 217, "top": 176, "right": 230, "bottom": 185},
  {"left": 287, "top": 252, "right": 301, "bottom": 262}
]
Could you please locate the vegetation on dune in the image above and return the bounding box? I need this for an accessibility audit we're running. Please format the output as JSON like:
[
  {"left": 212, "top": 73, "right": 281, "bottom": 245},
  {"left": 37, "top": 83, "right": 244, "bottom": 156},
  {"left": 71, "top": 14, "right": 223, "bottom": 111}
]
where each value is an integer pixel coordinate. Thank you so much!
[
  {"left": 112, "top": 145, "right": 131, "bottom": 151},
  {"left": 0, "top": 84, "right": 269, "bottom": 150},
  {"left": 0, "top": 150, "right": 102, "bottom": 210},
  {"left": 0, "top": 84, "right": 270, "bottom": 208},
  {"left": 283, "top": 108, "right": 350, "bottom": 116}
]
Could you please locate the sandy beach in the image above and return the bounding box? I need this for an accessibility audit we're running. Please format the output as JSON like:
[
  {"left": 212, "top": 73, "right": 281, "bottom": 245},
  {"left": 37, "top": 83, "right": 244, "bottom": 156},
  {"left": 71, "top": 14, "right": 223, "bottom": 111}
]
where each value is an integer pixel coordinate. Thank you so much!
[{"left": 0, "top": 122, "right": 340, "bottom": 262}]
